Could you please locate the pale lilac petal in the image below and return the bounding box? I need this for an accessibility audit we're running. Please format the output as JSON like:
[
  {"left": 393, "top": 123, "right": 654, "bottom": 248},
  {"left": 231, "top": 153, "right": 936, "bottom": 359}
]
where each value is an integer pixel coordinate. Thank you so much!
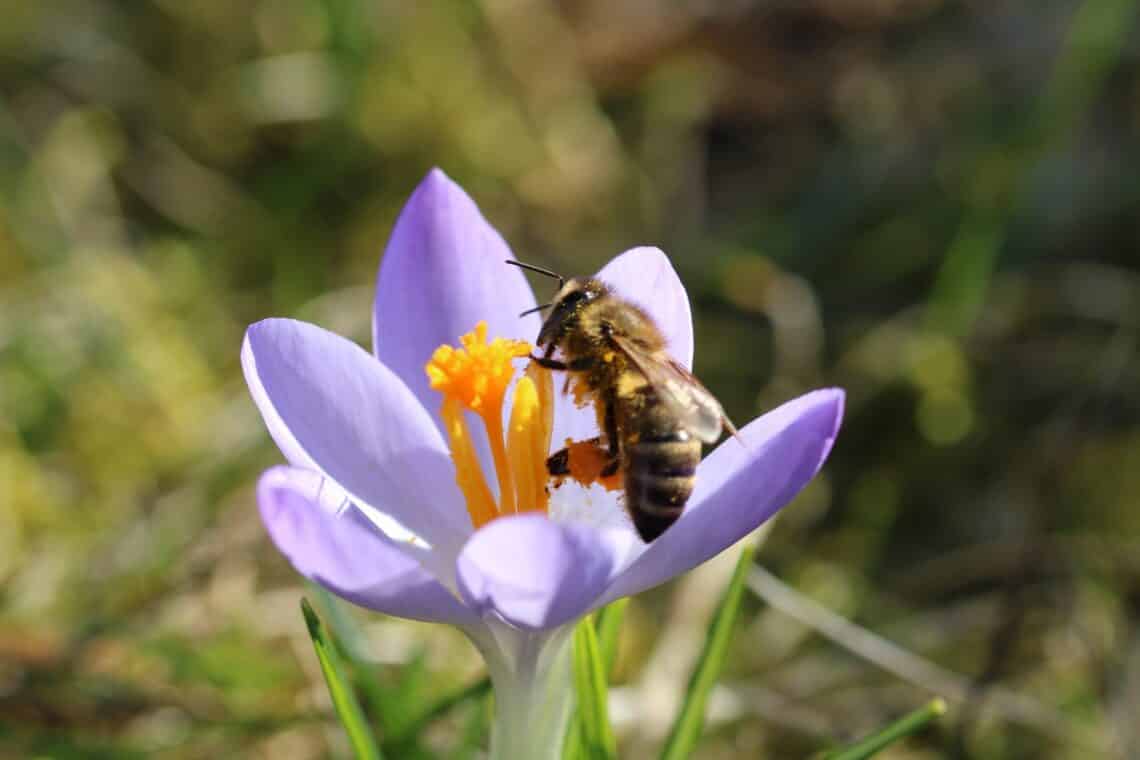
[
  {"left": 550, "top": 246, "right": 696, "bottom": 451},
  {"left": 596, "top": 246, "right": 693, "bottom": 368},
  {"left": 373, "top": 169, "right": 541, "bottom": 416},
  {"left": 259, "top": 467, "right": 478, "bottom": 624},
  {"left": 599, "top": 389, "right": 845, "bottom": 604},
  {"left": 242, "top": 318, "right": 471, "bottom": 560},
  {"left": 456, "top": 514, "right": 622, "bottom": 631},
  {"left": 548, "top": 384, "right": 605, "bottom": 456}
]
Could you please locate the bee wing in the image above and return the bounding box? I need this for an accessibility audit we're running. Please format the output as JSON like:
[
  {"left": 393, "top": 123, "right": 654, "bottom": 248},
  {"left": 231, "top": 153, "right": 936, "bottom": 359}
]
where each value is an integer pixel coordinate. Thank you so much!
[{"left": 610, "top": 334, "right": 727, "bottom": 443}]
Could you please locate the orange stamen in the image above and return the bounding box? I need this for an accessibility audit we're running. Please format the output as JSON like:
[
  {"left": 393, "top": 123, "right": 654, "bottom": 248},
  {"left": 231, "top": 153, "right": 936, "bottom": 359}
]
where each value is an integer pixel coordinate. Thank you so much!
[
  {"left": 440, "top": 397, "right": 498, "bottom": 527},
  {"left": 426, "top": 321, "right": 554, "bottom": 528}
]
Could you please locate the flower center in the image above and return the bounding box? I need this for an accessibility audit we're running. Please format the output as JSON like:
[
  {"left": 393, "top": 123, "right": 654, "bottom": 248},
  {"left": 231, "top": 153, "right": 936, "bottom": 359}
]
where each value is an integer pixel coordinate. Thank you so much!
[{"left": 426, "top": 321, "right": 555, "bottom": 528}]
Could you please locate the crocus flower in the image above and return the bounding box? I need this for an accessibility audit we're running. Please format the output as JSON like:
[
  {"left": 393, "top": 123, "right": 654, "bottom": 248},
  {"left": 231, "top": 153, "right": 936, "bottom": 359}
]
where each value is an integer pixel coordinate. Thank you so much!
[{"left": 243, "top": 169, "right": 844, "bottom": 758}]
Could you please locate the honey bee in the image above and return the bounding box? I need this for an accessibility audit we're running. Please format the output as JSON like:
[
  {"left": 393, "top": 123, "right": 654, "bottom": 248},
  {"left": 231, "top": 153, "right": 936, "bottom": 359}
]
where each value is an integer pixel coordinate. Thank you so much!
[{"left": 507, "top": 260, "right": 735, "bottom": 542}]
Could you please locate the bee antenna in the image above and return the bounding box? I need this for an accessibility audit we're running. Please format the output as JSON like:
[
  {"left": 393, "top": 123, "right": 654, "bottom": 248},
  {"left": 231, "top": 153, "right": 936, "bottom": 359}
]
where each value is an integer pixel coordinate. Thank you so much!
[
  {"left": 505, "top": 259, "right": 565, "bottom": 289},
  {"left": 519, "top": 303, "right": 552, "bottom": 317}
]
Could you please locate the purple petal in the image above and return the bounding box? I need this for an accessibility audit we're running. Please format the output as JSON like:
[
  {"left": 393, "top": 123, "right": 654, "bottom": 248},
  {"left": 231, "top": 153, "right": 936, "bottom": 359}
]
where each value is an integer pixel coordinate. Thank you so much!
[
  {"left": 596, "top": 246, "right": 693, "bottom": 368},
  {"left": 373, "top": 169, "right": 541, "bottom": 416},
  {"left": 259, "top": 467, "right": 478, "bottom": 624},
  {"left": 549, "top": 247, "right": 697, "bottom": 449},
  {"left": 242, "top": 318, "right": 471, "bottom": 558},
  {"left": 600, "top": 389, "right": 845, "bottom": 603},
  {"left": 456, "top": 514, "right": 623, "bottom": 631}
]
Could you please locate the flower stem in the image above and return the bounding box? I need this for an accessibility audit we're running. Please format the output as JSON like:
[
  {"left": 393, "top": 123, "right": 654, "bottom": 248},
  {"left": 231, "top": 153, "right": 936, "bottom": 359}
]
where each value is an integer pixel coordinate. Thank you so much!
[{"left": 471, "top": 623, "right": 575, "bottom": 760}]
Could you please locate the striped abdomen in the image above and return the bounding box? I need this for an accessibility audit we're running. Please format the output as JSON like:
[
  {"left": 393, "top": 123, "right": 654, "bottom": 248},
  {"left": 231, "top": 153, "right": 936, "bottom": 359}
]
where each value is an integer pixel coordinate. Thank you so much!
[{"left": 621, "top": 389, "right": 701, "bottom": 542}]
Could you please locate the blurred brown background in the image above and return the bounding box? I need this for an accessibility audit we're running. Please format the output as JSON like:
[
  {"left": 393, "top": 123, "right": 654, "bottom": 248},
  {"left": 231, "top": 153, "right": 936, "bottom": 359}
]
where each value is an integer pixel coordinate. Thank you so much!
[{"left": 0, "top": 0, "right": 1137, "bottom": 757}]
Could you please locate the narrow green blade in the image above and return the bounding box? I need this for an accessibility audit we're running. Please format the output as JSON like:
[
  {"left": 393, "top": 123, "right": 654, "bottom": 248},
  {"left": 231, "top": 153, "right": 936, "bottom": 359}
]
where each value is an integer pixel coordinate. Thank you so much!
[
  {"left": 659, "top": 543, "right": 757, "bottom": 760},
  {"left": 300, "top": 598, "right": 384, "bottom": 760},
  {"left": 572, "top": 615, "right": 618, "bottom": 760},
  {"left": 310, "top": 587, "right": 390, "bottom": 730},
  {"left": 824, "top": 699, "right": 947, "bottom": 760},
  {"left": 594, "top": 598, "right": 628, "bottom": 677},
  {"left": 562, "top": 702, "right": 584, "bottom": 760},
  {"left": 563, "top": 600, "right": 627, "bottom": 760},
  {"left": 390, "top": 676, "right": 491, "bottom": 746}
]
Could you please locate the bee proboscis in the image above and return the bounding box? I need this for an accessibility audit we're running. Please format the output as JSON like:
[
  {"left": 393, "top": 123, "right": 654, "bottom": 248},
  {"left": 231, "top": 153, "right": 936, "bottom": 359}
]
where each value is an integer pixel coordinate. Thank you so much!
[{"left": 507, "top": 259, "right": 735, "bottom": 542}]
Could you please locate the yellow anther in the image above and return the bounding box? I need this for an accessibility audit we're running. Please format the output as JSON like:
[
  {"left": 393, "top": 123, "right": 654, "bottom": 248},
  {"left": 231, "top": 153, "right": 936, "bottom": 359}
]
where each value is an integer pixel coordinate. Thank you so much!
[
  {"left": 508, "top": 362, "right": 555, "bottom": 513},
  {"left": 426, "top": 321, "right": 553, "bottom": 528},
  {"left": 508, "top": 376, "right": 541, "bottom": 514},
  {"left": 528, "top": 360, "right": 554, "bottom": 459},
  {"left": 440, "top": 397, "right": 498, "bottom": 528},
  {"left": 427, "top": 321, "right": 530, "bottom": 413}
]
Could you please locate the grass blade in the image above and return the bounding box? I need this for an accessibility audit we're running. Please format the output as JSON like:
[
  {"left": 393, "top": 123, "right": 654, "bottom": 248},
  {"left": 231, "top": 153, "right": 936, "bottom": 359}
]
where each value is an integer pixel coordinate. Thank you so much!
[
  {"left": 310, "top": 587, "right": 393, "bottom": 730},
  {"left": 300, "top": 598, "right": 384, "bottom": 760},
  {"left": 572, "top": 615, "right": 618, "bottom": 760},
  {"left": 659, "top": 543, "right": 757, "bottom": 760},
  {"left": 824, "top": 699, "right": 947, "bottom": 760},
  {"left": 595, "top": 598, "right": 628, "bottom": 677},
  {"left": 389, "top": 676, "right": 491, "bottom": 746},
  {"left": 564, "top": 601, "right": 627, "bottom": 760},
  {"left": 563, "top": 601, "right": 629, "bottom": 760}
]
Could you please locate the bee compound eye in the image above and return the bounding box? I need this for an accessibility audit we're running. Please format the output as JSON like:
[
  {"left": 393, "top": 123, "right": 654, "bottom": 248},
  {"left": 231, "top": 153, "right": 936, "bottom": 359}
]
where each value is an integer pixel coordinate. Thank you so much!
[{"left": 562, "top": 290, "right": 587, "bottom": 307}]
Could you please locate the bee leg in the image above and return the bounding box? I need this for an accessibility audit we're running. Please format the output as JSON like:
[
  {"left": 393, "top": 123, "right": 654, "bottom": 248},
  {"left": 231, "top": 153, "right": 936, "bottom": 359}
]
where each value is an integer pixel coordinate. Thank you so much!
[
  {"left": 546, "top": 436, "right": 616, "bottom": 478},
  {"left": 546, "top": 447, "right": 571, "bottom": 476},
  {"left": 529, "top": 355, "right": 595, "bottom": 371},
  {"left": 594, "top": 397, "right": 622, "bottom": 479},
  {"left": 531, "top": 356, "right": 568, "bottom": 370},
  {"left": 602, "top": 397, "right": 620, "bottom": 459}
]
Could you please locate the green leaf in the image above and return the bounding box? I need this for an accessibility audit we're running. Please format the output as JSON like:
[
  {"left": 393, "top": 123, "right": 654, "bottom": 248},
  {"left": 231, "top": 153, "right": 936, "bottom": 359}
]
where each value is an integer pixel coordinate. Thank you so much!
[
  {"left": 563, "top": 729, "right": 584, "bottom": 760},
  {"left": 389, "top": 676, "right": 492, "bottom": 746},
  {"left": 310, "top": 588, "right": 491, "bottom": 755},
  {"left": 572, "top": 615, "right": 618, "bottom": 760},
  {"left": 595, "top": 598, "right": 628, "bottom": 677},
  {"left": 824, "top": 698, "right": 947, "bottom": 760},
  {"left": 376, "top": 649, "right": 432, "bottom": 738},
  {"left": 300, "top": 598, "right": 384, "bottom": 760},
  {"left": 310, "top": 587, "right": 391, "bottom": 730},
  {"left": 659, "top": 543, "right": 757, "bottom": 760},
  {"left": 564, "top": 600, "right": 629, "bottom": 760},
  {"left": 454, "top": 690, "right": 494, "bottom": 760}
]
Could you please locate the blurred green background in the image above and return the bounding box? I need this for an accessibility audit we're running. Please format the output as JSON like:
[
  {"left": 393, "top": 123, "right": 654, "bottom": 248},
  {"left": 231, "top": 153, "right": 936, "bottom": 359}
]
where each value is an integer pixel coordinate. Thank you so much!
[{"left": 1, "top": 0, "right": 1138, "bottom": 757}]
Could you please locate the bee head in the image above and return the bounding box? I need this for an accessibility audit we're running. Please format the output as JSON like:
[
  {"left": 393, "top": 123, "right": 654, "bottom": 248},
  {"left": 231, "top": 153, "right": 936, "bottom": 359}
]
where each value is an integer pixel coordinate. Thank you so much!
[
  {"left": 536, "top": 278, "right": 607, "bottom": 347},
  {"left": 504, "top": 260, "right": 609, "bottom": 348}
]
